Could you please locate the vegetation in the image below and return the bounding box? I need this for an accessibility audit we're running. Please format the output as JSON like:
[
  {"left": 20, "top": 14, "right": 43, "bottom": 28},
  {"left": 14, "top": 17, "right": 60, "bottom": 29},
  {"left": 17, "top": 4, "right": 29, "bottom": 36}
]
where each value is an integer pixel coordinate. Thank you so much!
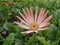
[{"left": 0, "top": 0, "right": 60, "bottom": 45}]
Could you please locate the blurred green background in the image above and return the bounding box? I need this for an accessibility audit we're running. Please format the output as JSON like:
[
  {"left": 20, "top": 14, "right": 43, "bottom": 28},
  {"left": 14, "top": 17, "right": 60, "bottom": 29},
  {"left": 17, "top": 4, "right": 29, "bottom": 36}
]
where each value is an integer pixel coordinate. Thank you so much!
[{"left": 0, "top": 0, "right": 60, "bottom": 45}]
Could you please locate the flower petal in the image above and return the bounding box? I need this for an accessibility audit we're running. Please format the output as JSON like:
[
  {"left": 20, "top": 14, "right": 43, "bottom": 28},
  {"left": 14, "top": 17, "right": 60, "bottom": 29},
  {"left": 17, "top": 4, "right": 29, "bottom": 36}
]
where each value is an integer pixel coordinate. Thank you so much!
[
  {"left": 19, "top": 12, "right": 30, "bottom": 24},
  {"left": 35, "top": 7, "right": 38, "bottom": 21},
  {"left": 37, "top": 8, "right": 45, "bottom": 23},
  {"left": 37, "top": 28, "right": 48, "bottom": 31},
  {"left": 14, "top": 21, "right": 29, "bottom": 29},
  {"left": 21, "top": 30, "right": 34, "bottom": 34},
  {"left": 42, "top": 11, "right": 49, "bottom": 21},
  {"left": 16, "top": 16, "right": 28, "bottom": 25},
  {"left": 34, "top": 30, "right": 38, "bottom": 33},
  {"left": 40, "top": 22, "right": 50, "bottom": 28},
  {"left": 22, "top": 9, "right": 27, "bottom": 17},
  {"left": 41, "top": 15, "right": 52, "bottom": 24},
  {"left": 22, "top": 9, "right": 31, "bottom": 23},
  {"left": 30, "top": 6, "right": 34, "bottom": 22},
  {"left": 38, "top": 11, "right": 49, "bottom": 23},
  {"left": 26, "top": 7, "right": 33, "bottom": 23}
]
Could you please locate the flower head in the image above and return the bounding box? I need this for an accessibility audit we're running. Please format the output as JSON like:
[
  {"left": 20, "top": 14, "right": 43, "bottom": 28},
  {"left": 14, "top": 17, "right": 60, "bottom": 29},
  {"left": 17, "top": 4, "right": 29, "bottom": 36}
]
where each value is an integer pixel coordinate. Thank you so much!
[{"left": 14, "top": 6, "right": 52, "bottom": 34}]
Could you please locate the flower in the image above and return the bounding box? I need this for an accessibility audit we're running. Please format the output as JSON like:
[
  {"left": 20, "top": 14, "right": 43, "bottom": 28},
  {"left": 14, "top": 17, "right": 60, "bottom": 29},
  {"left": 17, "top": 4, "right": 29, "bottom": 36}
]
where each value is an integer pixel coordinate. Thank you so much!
[{"left": 14, "top": 6, "right": 52, "bottom": 34}]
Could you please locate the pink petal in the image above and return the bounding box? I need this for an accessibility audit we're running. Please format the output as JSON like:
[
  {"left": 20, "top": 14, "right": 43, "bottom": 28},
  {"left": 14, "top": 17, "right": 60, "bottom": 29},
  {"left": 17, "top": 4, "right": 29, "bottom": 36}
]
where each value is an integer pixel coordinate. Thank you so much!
[
  {"left": 41, "top": 15, "right": 52, "bottom": 24},
  {"left": 37, "top": 8, "right": 45, "bottom": 23},
  {"left": 16, "top": 16, "right": 28, "bottom": 25},
  {"left": 35, "top": 7, "right": 38, "bottom": 21},
  {"left": 14, "top": 21, "right": 29, "bottom": 29},
  {"left": 22, "top": 9, "right": 27, "bottom": 17},
  {"left": 22, "top": 9, "right": 31, "bottom": 23},
  {"left": 43, "top": 11, "right": 49, "bottom": 20},
  {"left": 30, "top": 6, "right": 34, "bottom": 22},
  {"left": 19, "top": 12, "right": 30, "bottom": 24},
  {"left": 38, "top": 11, "right": 49, "bottom": 23},
  {"left": 37, "top": 28, "right": 48, "bottom": 31},
  {"left": 26, "top": 7, "right": 33, "bottom": 23},
  {"left": 40, "top": 22, "right": 50, "bottom": 28},
  {"left": 34, "top": 30, "right": 38, "bottom": 33},
  {"left": 21, "top": 30, "right": 34, "bottom": 34}
]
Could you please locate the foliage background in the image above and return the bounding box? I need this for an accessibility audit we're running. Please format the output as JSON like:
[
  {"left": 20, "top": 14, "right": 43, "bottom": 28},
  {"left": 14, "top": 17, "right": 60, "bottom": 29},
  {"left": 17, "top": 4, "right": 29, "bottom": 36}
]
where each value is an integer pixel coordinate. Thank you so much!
[{"left": 0, "top": 0, "right": 60, "bottom": 45}]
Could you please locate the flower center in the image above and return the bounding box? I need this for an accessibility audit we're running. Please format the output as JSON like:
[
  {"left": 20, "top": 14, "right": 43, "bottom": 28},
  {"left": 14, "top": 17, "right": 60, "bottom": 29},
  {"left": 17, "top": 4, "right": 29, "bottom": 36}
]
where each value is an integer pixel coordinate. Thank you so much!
[{"left": 29, "top": 22, "right": 39, "bottom": 30}]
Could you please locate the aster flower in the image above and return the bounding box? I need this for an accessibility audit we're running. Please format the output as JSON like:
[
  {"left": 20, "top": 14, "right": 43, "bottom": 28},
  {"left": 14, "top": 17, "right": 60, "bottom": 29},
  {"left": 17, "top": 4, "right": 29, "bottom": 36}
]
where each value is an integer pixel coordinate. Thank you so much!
[{"left": 14, "top": 6, "right": 52, "bottom": 34}]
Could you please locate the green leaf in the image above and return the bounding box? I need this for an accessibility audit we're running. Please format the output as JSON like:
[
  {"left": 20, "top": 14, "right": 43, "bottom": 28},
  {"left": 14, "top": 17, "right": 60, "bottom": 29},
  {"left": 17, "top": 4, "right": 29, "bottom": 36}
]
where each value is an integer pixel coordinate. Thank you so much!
[
  {"left": 3, "top": 21, "right": 9, "bottom": 30},
  {"left": 27, "top": 36, "right": 34, "bottom": 45},
  {"left": 49, "top": 24, "right": 57, "bottom": 30},
  {"left": 0, "top": 27, "right": 4, "bottom": 32},
  {"left": 3, "top": 33, "right": 15, "bottom": 45},
  {"left": 27, "top": 34, "right": 36, "bottom": 45},
  {"left": 0, "top": 34, "right": 4, "bottom": 40},
  {"left": 51, "top": 41, "right": 58, "bottom": 45},
  {"left": 36, "top": 36, "right": 50, "bottom": 45},
  {"left": 14, "top": 39, "right": 24, "bottom": 45},
  {"left": 58, "top": 19, "right": 60, "bottom": 28}
]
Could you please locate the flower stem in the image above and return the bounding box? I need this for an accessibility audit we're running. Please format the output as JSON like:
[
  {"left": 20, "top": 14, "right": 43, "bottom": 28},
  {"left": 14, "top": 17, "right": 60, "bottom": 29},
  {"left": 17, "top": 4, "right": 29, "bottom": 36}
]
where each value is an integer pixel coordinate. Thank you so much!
[{"left": 32, "top": 33, "right": 37, "bottom": 45}]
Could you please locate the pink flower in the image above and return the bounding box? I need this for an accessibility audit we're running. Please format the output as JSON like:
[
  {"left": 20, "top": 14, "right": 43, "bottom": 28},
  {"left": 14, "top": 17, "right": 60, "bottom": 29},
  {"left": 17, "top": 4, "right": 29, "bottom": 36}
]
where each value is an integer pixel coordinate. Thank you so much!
[{"left": 14, "top": 6, "right": 52, "bottom": 34}]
